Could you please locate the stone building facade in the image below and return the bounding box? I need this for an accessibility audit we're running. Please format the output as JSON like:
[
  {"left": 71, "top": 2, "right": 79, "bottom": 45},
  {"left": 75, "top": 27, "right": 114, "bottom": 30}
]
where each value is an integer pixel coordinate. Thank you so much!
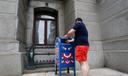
[{"left": 0, "top": 0, "right": 128, "bottom": 76}]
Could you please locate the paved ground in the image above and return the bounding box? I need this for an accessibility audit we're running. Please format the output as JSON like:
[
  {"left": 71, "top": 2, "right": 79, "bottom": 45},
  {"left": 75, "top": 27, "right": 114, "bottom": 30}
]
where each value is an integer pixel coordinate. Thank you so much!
[{"left": 23, "top": 68, "right": 128, "bottom": 76}]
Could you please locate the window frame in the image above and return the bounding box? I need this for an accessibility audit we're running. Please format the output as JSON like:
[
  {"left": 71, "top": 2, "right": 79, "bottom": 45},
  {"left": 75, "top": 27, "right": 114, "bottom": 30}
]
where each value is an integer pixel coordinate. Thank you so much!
[{"left": 33, "top": 7, "right": 58, "bottom": 48}]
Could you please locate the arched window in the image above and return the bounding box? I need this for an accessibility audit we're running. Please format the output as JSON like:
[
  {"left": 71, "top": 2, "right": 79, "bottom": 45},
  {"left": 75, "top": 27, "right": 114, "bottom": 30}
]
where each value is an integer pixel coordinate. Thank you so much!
[{"left": 33, "top": 7, "right": 58, "bottom": 47}]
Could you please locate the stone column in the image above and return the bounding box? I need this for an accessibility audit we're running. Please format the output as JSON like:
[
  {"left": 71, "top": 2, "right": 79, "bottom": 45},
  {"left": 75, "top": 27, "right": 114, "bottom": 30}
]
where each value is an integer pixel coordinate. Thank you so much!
[
  {"left": 64, "top": 0, "right": 76, "bottom": 32},
  {"left": 0, "top": 0, "right": 28, "bottom": 76},
  {"left": 73, "top": 0, "right": 104, "bottom": 70}
]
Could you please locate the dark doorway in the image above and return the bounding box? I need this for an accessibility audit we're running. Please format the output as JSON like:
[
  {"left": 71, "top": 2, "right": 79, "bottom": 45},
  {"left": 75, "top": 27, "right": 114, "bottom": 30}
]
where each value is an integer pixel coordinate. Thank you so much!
[{"left": 26, "top": 7, "right": 58, "bottom": 69}]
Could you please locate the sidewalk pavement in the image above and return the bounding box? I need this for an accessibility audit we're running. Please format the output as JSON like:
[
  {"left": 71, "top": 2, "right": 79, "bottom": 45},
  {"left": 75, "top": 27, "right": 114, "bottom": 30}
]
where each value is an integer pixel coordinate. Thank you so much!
[{"left": 23, "top": 68, "right": 128, "bottom": 76}]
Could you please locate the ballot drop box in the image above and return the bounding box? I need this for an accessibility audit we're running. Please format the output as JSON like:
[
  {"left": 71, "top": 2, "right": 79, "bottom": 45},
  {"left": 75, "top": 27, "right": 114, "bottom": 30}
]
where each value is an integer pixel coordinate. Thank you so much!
[{"left": 55, "top": 37, "right": 76, "bottom": 76}]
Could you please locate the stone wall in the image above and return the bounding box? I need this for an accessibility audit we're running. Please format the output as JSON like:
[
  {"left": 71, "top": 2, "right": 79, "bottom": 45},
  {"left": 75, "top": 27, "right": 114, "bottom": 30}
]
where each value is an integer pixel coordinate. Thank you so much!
[
  {"left": 64, "top": 0, "right": 75, "bottom": 32},
  {"left": 0, "top": 0, "right": 28, "bottom": 76},
  {"left": 97, "top": 0, "right": 128, "bottom": 73},
  {"left": 17, "top": 0, "right": 29, "bottom": 74},
  {"left": 17, "top": 0, "right": 28, "bottom": 52},
  {"left": 73, "top": 0, "right": 104, "bottom": 70}
]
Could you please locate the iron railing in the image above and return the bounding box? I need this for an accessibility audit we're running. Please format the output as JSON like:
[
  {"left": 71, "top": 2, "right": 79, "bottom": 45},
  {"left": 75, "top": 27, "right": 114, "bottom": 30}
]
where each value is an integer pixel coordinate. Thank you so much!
[{"left": 26, "top": 45, "right": 55, "bottom": 69}]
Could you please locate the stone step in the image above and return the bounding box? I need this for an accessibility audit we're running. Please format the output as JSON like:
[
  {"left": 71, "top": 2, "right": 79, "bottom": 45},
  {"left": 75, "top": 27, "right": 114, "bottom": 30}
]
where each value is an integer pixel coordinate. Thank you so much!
[
  {"left": 24, "top": 67, "right": 55, "bottom": 74},
  {"left": 90, "top": 68, "right": 128, "bottom": 76},
  {"left": 24, "top": 67, "right": 73, "bottom": 74},
  {"left": 23, "top": 68, "right": 128, "bottom": 76}
]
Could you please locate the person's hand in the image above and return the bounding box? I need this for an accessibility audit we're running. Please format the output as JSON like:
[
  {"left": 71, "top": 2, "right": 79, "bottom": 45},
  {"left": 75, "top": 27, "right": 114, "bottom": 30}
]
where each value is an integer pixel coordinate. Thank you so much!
[
  {"left": 64, "top": 35, "right": 68, "bottom": 38},
  {"left": 66, "top": 39, "right": 74, "bottom": 43}
]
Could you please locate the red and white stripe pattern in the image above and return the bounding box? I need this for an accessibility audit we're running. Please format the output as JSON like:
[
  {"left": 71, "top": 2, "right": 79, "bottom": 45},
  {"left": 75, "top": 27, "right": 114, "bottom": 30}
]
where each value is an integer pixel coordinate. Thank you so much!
[{"left": 62, "top": 53, "right": 72, "bottom": 59}]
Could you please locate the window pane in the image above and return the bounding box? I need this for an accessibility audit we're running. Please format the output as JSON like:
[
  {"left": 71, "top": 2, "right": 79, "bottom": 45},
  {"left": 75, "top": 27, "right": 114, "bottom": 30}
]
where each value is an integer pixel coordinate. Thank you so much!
[
  {"left": 47, "top": 21, "right": 56, "bottom": 44},
  {"left": 41, "top": 15, "right": 55, "bottom": 19},
  {"left": 35, "top": 20, "right": 45, "bottom": 44}
]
